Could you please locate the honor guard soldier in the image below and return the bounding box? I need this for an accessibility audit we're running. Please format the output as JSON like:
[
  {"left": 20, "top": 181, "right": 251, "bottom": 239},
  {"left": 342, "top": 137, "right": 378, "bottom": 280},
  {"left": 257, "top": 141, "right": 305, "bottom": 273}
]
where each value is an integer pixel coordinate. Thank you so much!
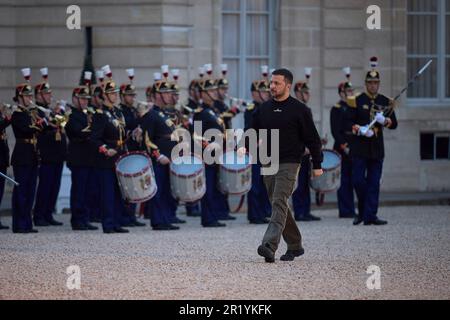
[
  {"left": 138, "top": 75, "right": 181, "bottom": 231},
  {"left": 85, "top": 71, "right": 104, "bottom": 224},
  {"left": 199, "top": 64, "right": 234, "bottom": 221},
  {"left": 291, "top": 68, "right": 321, "bottom": 221},
  {"left": 330, "top": 67, "right": 358, "bottom": 219},
  {"left": 10, "top": 68, "right": 46, "bottom": 233},
  {"left": 65, "top": 84, "right": 98, "bottom": 231},
  {"left": 169, "top": 69, "right": 202, "bottom": 220},
  {"left": 146, "top": 72, "right": 162, "bottom": 105},
  {"left": 118, "top": 69, "right": 147, "bottom": 228},
  {"left": 214, "top": 64, "right": 239, "bottom": 129},
  {"left": 90, "top": 67, "right": 129, "bottom": 233},
  {"left": 193, "top": 78, "right": 232, "bottom": 227},
  {"left": 120, "top": 68, "right": 140, "bottom": 152},
  {"left": 347, "top": 57, "right": 397, "bottom": 226},
  {"left": 33, "top": 67, "right": 65, "bottom": 226},
  {"left": 159, "top": 67, "right": 186, "bottom": 225},
  {"left": 0, "top": 101, "right": 12, "bottom": 230},
  {"left": 245, "top": 67, "right": 272, "bottom": 224}
]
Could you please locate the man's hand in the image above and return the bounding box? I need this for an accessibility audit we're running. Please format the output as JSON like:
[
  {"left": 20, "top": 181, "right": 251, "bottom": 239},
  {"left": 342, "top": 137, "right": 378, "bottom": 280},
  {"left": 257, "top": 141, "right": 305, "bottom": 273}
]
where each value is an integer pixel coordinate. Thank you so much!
[
  {"left": 375, "top": 112, "right": 386, "bottom": 125},
  {"left": 132, "top": 126, "right": 143, "bottom": 143},
  {"left": 237, "top": 147, "right": 247, "bottom": 157},
  {"left": 385, "top": 117, "right": 393, "bottom": 127},
  {"left": 158, "top": 155, "right": 171, "bottom": 165},
  {"left": 312, "top": 169, "right": 323, "bottom": 178},
  {"left": 106, "top": 149, "right": 117, "bottom": 157},
  {"left": 358, "top": 125, "right": 374, "bottom": 138}
]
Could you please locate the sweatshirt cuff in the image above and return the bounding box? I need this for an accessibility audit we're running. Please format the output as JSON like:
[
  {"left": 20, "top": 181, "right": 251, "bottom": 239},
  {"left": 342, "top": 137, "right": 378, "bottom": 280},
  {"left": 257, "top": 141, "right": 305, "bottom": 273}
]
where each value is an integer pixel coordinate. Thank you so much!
[{"left": 312, "top": 161, "right": 322, "bottom": 170}]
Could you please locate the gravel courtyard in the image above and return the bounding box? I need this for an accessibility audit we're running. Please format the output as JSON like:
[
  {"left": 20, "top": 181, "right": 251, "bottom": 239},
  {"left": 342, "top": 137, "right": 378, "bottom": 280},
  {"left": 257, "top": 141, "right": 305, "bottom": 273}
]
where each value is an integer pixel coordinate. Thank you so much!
[{"left": 0, "top": 205, "right": 449, "bottom": 300}]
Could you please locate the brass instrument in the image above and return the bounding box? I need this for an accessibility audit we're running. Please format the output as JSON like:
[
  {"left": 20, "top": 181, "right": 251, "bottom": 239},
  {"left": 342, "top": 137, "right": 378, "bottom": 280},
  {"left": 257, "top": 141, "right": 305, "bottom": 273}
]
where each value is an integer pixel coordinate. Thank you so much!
[
  {"left": 225, "top": 96, "right": 255, "bottom": 112},
  {"left": 1, "top": 102, "right": 18, "bottom": 114}
]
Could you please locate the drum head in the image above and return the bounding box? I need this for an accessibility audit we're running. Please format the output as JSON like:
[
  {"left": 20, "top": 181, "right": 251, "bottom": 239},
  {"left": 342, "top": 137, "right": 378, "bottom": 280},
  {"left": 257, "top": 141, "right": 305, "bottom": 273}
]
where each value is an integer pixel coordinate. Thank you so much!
[
  {"left": 117, "top": 154, "right": 149, "bottom": 174},
  {"left": 221, "top": 151, "right": 251, "bottom": 170},
  {"left": 322, "top": 150, "right": 341, "bottom": 170},
  {"left": 171, "top": 155, "right": 203, "bottom": 175}
]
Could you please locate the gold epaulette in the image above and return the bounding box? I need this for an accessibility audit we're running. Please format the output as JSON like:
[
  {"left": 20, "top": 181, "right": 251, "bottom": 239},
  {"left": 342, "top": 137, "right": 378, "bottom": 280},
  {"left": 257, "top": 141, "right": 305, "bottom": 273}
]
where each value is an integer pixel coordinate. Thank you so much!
[
  {"left": 246, "top": 103, "right": 255, "bottom": 111},
  {"left": 194, "top": 107, "right": 203, "bottom": 113},
  {"left": 95, "top": 109, "right": 103, "bottom": 114},
  {"left": 333, "top": 103, "right": 341, "bottom": 109},
  {"left": 81, "top": 126, "right": 91, "bottom": 133},
  {"left": 346, "top": 93, "right": 361, "bottom": 108}
]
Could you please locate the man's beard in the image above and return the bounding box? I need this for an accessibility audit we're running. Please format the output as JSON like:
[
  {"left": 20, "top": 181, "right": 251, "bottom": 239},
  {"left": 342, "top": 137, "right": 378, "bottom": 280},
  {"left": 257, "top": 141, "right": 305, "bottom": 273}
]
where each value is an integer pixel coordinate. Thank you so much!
[{"left": 271, "top": 90, "right": 283, "bottom": 99}]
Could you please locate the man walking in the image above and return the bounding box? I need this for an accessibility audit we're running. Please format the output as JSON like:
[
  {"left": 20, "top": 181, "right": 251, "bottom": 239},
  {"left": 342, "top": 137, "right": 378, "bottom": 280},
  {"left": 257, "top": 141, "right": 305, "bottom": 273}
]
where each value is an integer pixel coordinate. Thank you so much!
[{"left": 252, "top": 69, "right": 323, "bottom": 263}]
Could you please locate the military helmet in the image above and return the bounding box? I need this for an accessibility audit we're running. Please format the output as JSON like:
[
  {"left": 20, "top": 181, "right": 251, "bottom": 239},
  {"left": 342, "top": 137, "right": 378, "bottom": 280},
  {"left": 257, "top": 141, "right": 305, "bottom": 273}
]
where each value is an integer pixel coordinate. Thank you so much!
[
  {"left": 34, "top": 81, "right": 52, "bottom": 95},
  {"left": 257, "top": 80, "right": 270, "bottom": 92},
  {"left": 15, "top": 83, "right": 34, "bottom": 98},
  {"left": 365, "top": 70, "right": 380, "bottom": 82},
  {"left": 197, "top": 79, "right": 218, "bottom": 92},
  {"left": 72, "top": 86, "right": 91, "bottom": 99},
  {"left": 104, "top": 80, "right": 119, "bottom": 94},
  {"left": 120, "top": 83, "right": 136, "bottom": 95},
  {"left": 217, "top": 78, "right": 229, "bottom": 89},
  {"left": 338, "top": 81, "right": 353, "bottom": 94},
  {"left": 152, "top": 80, "right": 174, "bottom": 94},
  {"left": 294, "top": 81, "right": 309, "bottom": 93},
  {"left": 92, "top": 85, "right": 104, "bottom": 99},
  {"left": 365, "top": 56, "right": 380, "bottom": 82}
]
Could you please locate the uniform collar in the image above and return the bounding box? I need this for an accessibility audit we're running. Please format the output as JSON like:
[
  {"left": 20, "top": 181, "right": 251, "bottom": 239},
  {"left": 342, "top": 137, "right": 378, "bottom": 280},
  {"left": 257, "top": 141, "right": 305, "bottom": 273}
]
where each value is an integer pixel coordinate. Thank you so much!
[
  {"left": 365, "top": 91, "right": 378, "bottom": 100},
  {"left": 103, "top": 104, "right": 114, "bottom": 111}
]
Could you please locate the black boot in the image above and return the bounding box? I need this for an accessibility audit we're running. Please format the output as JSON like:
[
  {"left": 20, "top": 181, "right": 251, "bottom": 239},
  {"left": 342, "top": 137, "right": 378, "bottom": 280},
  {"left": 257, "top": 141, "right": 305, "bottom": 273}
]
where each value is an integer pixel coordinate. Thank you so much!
[
  {"left": 353, "top": 215, "right": 363, "bottom": 225},
  {"left": 257, "top": 244, "right": 275, "bottom": 263},
  {"left": 280, "top": 248, "right": 305, "bottom": 261},
  {"left": 47, "top": 218, "right": 63, "bottom": 226},
  {"left": 364, "top": 218, "right": 387, "bottom": 226}
]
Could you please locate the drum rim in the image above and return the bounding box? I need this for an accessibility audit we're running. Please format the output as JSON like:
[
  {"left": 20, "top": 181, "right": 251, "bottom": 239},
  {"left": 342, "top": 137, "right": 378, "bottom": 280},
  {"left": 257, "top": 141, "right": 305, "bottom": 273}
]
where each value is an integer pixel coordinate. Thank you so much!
[
  {"left": 217, "top": 182, "right": 251, "bottom": 196},
  {"left": 220, "top": 151, "right": 252, "bottom": 172},
  {"left": 318, "top": 148, "right": 342, "bottom": 172},
  {"left": 172, "top": 190, "right": 206, "bottom": 203},
  {"left": 115, "top": 151, "right": 152, "bottom": 178},
  {"left": 170, "top": 154, "right": 205, "bottom": 178},
  {"left": 219, "top": 164, "right": 251, "bottom": 173}
]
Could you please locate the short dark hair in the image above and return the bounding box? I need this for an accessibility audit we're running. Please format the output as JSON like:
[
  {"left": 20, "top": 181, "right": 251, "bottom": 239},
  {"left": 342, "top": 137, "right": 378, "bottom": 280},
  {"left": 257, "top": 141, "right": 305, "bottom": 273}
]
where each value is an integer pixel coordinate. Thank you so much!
[{"left": 271, "top": 68, "right": 293, "bottom": 85}]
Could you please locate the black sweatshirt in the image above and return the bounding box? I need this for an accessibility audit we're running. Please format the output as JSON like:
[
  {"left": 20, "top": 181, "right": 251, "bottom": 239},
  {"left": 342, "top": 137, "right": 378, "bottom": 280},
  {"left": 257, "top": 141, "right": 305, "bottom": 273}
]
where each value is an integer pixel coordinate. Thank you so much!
[{"left": 251, "top": 96, "right": 323, "bottom": 169}]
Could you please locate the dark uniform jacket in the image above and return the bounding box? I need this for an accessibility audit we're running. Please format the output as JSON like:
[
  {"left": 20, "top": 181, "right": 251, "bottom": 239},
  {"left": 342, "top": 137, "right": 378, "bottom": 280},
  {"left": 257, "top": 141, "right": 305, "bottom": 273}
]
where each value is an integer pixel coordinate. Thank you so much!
[
  {"left": 330, "top": 100, "right": 353, "bottom": 155},
  {"left": 90, "top": 105, "right": 127, "bottom": 169},
  {"left": 11, "top": 106, "right": 43, "bottom": 167},
  {"left": 65, "top": 107, "right": 93, "bottom": 168},
  {"left": 36, "top": 102, "right": 67, "bottom": 164},
  {"left": 119, "top": 103, "right": 140, "bottom": 152},
  {"left": 139, "top": 105, "right": 178, "bottom": 159},
  {"left": 347, "top": 92, "right": 398, "bottom": 160}
]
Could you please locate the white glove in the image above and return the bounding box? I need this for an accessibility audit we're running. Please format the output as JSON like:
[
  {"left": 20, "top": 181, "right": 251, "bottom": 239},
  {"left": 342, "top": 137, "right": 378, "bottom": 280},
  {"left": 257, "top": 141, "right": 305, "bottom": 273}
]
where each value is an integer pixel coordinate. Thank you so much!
[
  {"left": 358, "top": 125, "right": 374, "bottom": 138},
  {"left": 365, "top": 128, "right": 374, "bottom": 138},
  {"left": 358, "top": 125, "right": 368, "bottom": 136},
  {"left": 375, "top": 112, "right": 386, "bottom": 125}
]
